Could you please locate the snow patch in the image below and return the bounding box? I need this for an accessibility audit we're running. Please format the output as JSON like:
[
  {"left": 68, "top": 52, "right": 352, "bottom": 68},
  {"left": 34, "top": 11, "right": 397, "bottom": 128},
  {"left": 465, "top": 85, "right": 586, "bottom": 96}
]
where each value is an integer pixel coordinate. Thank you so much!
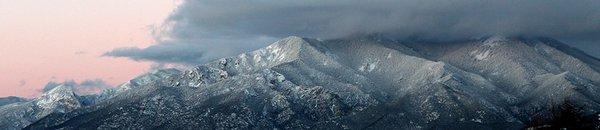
[
  {"left": 253, "top": 53, "right": 262, "bottom": 64},
  {"left": 472, "top": 119, "right": 483, "bottom": 123},
  {"left": 470, "top": 50, "right": 478, "bottom": 55},
  {"left": 474, "top": 50, "right": 491, "bottom": 60},
  {"left": 359, "top": 59, "right": 380, "bottom": 72},
  {"left": 482, "top": 36, "right": 508, "bottom": 47}
]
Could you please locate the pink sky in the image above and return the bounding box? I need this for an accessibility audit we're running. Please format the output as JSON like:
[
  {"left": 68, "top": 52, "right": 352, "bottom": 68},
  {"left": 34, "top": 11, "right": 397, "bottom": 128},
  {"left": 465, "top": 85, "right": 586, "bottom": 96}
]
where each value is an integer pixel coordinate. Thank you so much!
[{"left": 0, "top": 0, "right": 178, "bottom": 98}]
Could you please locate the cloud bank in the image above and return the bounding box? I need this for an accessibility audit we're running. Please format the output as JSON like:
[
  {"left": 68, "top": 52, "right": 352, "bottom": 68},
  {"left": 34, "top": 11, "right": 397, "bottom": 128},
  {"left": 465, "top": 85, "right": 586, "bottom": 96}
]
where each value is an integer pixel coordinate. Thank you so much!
[{"left": 105, "top": 0, "right": 600, "bottom": 64}]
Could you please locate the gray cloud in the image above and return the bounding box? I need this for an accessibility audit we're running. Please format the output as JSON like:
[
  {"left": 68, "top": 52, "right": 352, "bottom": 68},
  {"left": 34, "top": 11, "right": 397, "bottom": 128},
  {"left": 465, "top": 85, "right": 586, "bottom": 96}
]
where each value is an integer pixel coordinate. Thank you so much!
[
  {"left": 74, "top": 51, "right": 86, "bottom": 55},
  {"left": 103, "top": 36, "right": 276, "bottom": 64},
  {"left": 564, "top": 40, "right": 600, "bottom": 59},
  {"left": 79, "top": 79, "right": 112, "bottom": 88},
  {"left": 105, "top": 0, "right": 600, "bottom": 64},
  {"left": 42, "top": 79, "right": 113, "bottom": 95},
  {"left": 103, "top": 43, "right": 206, "bottom": 64},
  {"left": 18, "top": 80, "right": 27, "bottom": 87}
]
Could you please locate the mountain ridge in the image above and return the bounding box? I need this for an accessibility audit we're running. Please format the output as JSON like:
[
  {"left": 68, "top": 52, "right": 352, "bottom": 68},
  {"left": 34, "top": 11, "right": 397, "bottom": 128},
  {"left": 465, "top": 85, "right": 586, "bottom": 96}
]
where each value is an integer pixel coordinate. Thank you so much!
[
  {"left": 14, "top": 35, "right": 600, "bottom": 129},
  {"left": 0, "top": 83, "right": 99, "bottom": 129}
]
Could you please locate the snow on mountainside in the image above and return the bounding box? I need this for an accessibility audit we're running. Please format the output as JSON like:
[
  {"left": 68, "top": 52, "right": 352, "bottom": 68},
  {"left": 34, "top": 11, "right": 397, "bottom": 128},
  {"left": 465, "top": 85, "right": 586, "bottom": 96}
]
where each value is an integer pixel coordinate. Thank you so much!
[
  {"left": 19, "top": 36, "right": 600, "bottom": 129},
  {"left": 0, "top": 84, "right": 93, "bottom": 129},
  {"left": 403, "top": 36, "right": 600, "bottom": 124},
  {"left": 35, "top": 85, "right": 82, "bottom": 115}
]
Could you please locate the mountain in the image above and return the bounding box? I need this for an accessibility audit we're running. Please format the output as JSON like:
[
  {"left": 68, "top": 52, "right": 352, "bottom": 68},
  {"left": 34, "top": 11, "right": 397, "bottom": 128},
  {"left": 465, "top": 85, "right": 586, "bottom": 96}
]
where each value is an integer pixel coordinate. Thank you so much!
[
  {"left": 22, "top": 36, "right": 600, "bottom": 129},
  {"left": 0, "top": 96, "right": 27, "bottom": 107},
  {"left": 0, "top": 84, "right": 105, "bottom": 129}
]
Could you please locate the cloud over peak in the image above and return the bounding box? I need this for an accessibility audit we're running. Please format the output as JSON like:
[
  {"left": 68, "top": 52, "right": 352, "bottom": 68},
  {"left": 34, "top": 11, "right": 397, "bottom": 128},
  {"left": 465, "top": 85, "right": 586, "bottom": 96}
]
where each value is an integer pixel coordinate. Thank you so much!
[
  {"left": 165, "top": 0, "right": 599, "bottom": 40},
  {"left": 42, "top": 79, "right": 113, "bottom": 95},
  {"left": 105, "top": 0, "right": 600, "bottom": 64}
]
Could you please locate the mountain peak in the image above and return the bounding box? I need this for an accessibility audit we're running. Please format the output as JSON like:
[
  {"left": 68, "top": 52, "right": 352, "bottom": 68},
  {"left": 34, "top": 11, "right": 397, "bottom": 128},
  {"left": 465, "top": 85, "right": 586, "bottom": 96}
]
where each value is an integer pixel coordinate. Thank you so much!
[
  {"left": 481, "top": 35, "right": 510, "bottom": 46},
  {"left": 236, "top": 36, "right": 313, "bottom": 68},
  {"left": 35, "top": 84, "right": 81, "bottom": 113},
  {"left": 42, "top": 84, "right": 75, "bottom": 96},
  {"left": 264, "top": 36, "right": 309, "bottom": 54}
]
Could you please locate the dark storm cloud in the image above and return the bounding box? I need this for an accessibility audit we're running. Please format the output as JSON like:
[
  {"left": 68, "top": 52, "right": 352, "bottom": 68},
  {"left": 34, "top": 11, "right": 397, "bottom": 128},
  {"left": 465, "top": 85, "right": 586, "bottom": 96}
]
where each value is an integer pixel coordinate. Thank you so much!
[
  {"left": 168, "top": 0, "right": 599, "bottom": 39},
  {"left": 106, "top": 0, "right": 600, "bottom": 64}
]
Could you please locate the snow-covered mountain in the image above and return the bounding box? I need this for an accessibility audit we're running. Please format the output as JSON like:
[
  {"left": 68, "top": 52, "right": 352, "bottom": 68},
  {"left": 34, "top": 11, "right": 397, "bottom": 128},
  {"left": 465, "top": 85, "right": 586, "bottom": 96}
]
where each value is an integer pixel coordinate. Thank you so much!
[
  {"left": 12, "top": 36, "right": 600, "bottom": 129},
  {"left": 0, "top": 84, "right": 89, "bottom": 129}
]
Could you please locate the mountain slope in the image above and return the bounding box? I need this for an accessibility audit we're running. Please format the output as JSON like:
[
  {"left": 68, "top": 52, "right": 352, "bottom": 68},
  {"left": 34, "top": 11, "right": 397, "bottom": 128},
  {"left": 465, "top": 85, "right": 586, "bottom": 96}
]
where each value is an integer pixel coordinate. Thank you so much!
[
  {"left": 0, "top": 96, "right": 27, "bottom": 107},
  {"left": 26, "top": 36, "right": 600, "bottom": 129},
  {"left": 403, "top": 36, "right": 600, "bottom": 122},
  {"left": 0, "top": 84, "right": 85, "bottom": 129}
]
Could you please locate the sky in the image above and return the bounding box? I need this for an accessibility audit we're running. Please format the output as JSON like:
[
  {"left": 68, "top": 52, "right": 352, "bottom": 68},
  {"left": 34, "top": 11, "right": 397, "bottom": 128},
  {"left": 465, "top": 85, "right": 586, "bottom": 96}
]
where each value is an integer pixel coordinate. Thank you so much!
[
  {"left": 1, "top": 0, "right": 598, "bottom": 98},
  {"left": 0, "top": 0, "right": 178, "bottom": 97}
]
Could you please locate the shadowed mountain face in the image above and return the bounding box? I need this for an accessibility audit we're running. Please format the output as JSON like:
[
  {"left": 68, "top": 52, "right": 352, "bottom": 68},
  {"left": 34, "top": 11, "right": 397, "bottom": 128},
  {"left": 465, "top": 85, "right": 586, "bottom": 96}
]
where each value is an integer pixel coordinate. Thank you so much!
[
  {"left": 0, "top": 97, "right": 27, "bottom": 107},
  {"left": 15, "top": 36, "right": 600, "bottom": 129}
]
